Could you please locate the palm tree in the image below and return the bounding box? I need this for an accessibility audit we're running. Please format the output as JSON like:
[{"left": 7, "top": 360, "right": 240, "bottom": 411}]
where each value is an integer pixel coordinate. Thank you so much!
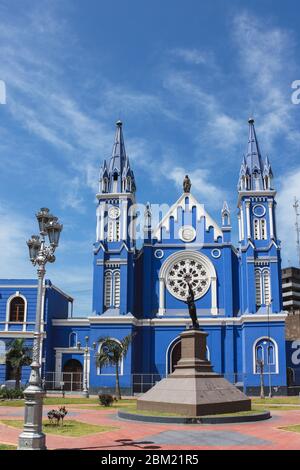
[
  {"left": 6, "top": 339, "right": 32, "bottom": 389},
  {"left": 96, "top": 334, "right": 134, "bottom": 399}
]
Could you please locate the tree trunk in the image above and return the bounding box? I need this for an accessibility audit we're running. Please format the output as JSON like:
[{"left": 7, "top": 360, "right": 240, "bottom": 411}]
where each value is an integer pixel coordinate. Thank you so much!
[
  {"left": 15, "top": 367, "right": 21, "bottom": 390},
  {"left": 115, "top": 363, "right": 121, "bottom": 400}
]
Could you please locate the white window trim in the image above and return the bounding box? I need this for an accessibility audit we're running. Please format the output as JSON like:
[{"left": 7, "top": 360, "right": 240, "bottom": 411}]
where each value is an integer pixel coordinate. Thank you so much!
[
  {"left": 97, "top": 338, "right": 124, "bottom": 376},
  {"left": 159, "top": 250, "right": 218, "bottom": 316},
  {"left": 69, "top": 332, "right": 78, "bottom": 348},
  {"left": 253, "top": 336, "right": 279, "bottom": 375},
  {"left": 5, "top": 292, "right": 28, "bottom": 332},
  {"left": 104, "top": 270, "right": 113, "bottom": 308}
]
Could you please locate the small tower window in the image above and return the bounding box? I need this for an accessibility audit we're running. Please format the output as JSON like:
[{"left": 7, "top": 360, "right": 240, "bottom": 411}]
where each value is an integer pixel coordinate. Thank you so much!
[
  {"left": 113, "top": 172, "right": 118, "bottom": 193},
  {"left": 104, "top": 270, "right": 120, "bottom": 310},
  {"left": 104, "top": 272, "right": 113, "bottom": 308},
  {"left": 9, "top": 296, "right": 25, "bottom": 322},
  {"left": 113, "top": 271, "right": 120, "bottom": 308},
  {"left": 255, "top": 269, "right": 262, "bottom": 306},
  {"left": 261, "top": 219, "right": 267, "bottom": 240},
  {"left": 254, "top": 219, "right": 260, "bottom": 240},
  {"left": 107, "top": 220, "right": 120, "bottom": 242},
  {"left": 253, "top": 218, "right": 267, "bottom": 240},
  {"left": 262, "top": 269, "right": 271, "bottom": 305},
  {"left": 102, "top": 177, "right": 109, "bottom": 193}
]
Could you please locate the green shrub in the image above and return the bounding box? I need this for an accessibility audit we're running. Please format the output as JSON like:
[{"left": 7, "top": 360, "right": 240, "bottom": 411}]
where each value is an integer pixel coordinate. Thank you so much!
[
  {"left": 98, "top": 393, "right": 114, "bottom": 407},
  {"left": 0, "top": 388, "right": 24, "bottom": 400}
]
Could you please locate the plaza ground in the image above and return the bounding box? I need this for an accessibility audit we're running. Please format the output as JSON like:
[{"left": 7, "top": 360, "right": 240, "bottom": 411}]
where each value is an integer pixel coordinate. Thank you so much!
[{"left": 1, "top": 397, "right": 300, "bottom": 450}]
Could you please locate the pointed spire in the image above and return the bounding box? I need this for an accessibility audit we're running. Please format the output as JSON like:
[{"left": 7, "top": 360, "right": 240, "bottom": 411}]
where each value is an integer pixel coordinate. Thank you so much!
[
  {"left": 108, "top": 120, "right": 127, "bottom": 175},
  {"left": 98, "top": 121, "right": 136, "bottom": 194},
  {"left": 238, "top": 118, "right": 266, "bottom": 191}
]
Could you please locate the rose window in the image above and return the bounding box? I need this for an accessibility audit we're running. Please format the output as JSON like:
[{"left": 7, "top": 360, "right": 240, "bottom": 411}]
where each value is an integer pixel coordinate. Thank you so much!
[{"left": 166, "top": 258, "right": 211, "bottom": 300}]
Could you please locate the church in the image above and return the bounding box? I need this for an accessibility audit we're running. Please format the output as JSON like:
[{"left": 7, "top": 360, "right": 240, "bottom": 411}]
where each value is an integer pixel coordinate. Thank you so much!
[{"left": 0, "top": 118, "right": 288, "bottom": 395}]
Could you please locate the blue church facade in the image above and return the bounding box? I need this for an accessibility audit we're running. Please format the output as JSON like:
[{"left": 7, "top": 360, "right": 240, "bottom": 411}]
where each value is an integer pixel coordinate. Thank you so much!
[{"left": 0, "top": 118, "right": 289, "bottom": 395}]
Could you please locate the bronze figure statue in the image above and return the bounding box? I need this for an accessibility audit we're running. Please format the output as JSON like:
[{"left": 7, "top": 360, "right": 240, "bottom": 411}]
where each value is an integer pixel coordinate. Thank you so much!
[
  {"left": 183, "top": 175, "right": 191, "bottom": 193},
  {"left": 185, "top": 283, "right": 200, "bottom": 329}
]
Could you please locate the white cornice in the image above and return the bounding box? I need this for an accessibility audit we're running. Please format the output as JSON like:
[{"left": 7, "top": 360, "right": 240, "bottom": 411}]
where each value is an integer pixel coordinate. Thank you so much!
[
  {"left": 237, "top": 190, "right": 276, "bottom": 206},
  {"left": 52, "top": 313, "right": 287, "bottom": 327}
]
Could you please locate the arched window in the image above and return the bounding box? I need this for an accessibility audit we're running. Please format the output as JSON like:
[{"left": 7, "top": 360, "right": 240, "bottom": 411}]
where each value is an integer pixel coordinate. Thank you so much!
[
  {"left": 107, "top": 220, "right": 114, "bottom": 242},
  {"left": 104, "top": 271, "right": 113, "bottom": 308},
  {"left": 254, "top": 338, "right": 278, "bottom": 374},
  {"left": 253, "top": 218, "right": 267, "bottom": 240},
  {"left": 126, "top": 176, "right": 131, "bottom": 192},
  {"left": 102, "top": 177, "right": 109, "bottom": 193},
  {"left": 107, "top": 220, "right": 120, "bottom": 242},
  {"left": 69, "top": 332, "right": 78, "bottom": 348},
  {"left": 112, "top": 171, "right": 118, "bottom": 193},
  {"left": 255, "top": 269, "right": 262, "bottom": 306},
  {"left": 113, "top": 271, "right": 120, "bottom": 308},
  {"left": 253, "top": 219, "right": 260, "bottom": 240},
  {"left": 97, "top": 338, "right": 124, "bottom": 375},
  {"left": 104, "top": 270, "right": 121, "bottom": 310},
  {"left": 262, "top": 269, "right": 271, "bottom": 305},
  {"left": 261, "top": 219, "right": 267, "bottom": 240},
  {"left": 255, "top": 269, "right": 271, "bottom": 307},
  {"left": 9, "top": 296, "right": 25, "bottom": 322}
]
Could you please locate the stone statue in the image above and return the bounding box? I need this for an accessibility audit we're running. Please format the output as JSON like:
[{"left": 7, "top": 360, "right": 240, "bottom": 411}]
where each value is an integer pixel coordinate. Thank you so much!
[
  {"left": 183, "top": 175, "right": 191, "bottom": 193},
  {"left": 185, "top": 283, "right": 200, "bottom": 330}
]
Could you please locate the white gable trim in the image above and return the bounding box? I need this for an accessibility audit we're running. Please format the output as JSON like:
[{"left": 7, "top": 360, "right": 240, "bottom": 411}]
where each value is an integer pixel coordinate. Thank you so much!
[{"left": 152, "top": 192, "right": 222, "bottom": 242}]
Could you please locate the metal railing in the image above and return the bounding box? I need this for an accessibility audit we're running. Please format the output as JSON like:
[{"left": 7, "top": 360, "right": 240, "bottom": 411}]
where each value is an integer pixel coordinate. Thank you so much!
[
  {"left": 42, "top": 372, "right": 248, "bottom": 394},
  {"left": 43, "top": 372, "right": 83, "bottom": 392}
]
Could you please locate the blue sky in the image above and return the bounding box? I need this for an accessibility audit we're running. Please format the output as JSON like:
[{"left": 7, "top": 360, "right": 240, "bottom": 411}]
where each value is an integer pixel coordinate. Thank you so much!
[{"left": 0, "top": 0, "right": 300, "bottom": 315}]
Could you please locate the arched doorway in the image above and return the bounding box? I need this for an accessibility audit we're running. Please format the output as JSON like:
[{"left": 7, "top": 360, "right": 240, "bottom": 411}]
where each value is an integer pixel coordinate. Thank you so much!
[
  {"left": 170, "top": 341, "right": 181, "bottom": 373},
  {"left": 167, "top": 338, "right": 210, "bottom": 374},
  {"left": 62, "top": 359, "right": 83, "bottom": 391}
]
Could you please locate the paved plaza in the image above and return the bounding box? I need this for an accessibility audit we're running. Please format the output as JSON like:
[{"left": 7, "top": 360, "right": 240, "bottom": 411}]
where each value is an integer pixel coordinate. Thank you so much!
[{"left": 0, "top": 405, "right": 300, "bottom": 450}]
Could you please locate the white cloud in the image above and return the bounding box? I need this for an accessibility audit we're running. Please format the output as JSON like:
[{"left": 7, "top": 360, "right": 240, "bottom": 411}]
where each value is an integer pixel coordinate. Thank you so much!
[
  {"left": 277, "top": 169, "right": 300, "bottom": 266},
  {"left": 233, "top": 11, "right": 300, "bottom": 150},
  {"left": 164, "top": 72, "right": 243, "bottom": 150},
  {"left": 170, "top": 48, "right": 210, "bottom": 65}
]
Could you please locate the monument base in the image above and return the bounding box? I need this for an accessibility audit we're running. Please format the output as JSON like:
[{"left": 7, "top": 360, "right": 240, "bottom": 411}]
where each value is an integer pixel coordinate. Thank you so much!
[{"left": 137, "top": 329, "right": 251, "bottom": 417}]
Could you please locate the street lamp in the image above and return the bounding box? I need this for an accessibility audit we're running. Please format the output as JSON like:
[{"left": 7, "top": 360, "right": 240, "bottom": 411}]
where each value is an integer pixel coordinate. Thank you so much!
[
  {"left": 18, "top": 208, "right": 62, "bottom": 451},
  {"left": 77, "top": 337, "right": 96, "bottom": 398},
  {"left": 267, "top": 299, "right": 273, "bottom": 398}
]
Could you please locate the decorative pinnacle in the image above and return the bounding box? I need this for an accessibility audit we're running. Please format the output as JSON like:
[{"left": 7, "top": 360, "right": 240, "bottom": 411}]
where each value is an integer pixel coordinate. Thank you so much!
[
  {"left": 248, "top": 117, "right": 255, "bottom": 124},
  {"left": 116, "top": 120, "right": 122, "bottom": 127}
]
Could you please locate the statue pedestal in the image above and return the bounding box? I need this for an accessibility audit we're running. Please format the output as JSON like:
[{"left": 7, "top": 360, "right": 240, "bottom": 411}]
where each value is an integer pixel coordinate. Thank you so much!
[{"left": 137, "top": 329, "right": 251, "bottom": 416}]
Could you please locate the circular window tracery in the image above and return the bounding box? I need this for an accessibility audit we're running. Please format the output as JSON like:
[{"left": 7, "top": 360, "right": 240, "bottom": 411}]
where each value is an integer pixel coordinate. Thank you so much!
[{"left": 166, "top": 257, "right": 211, "bottom": 300}]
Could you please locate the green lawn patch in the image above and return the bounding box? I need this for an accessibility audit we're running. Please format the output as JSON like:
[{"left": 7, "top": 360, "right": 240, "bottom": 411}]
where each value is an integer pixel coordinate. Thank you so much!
[
  {"left": 252, "top": 397, "right": 300, "bottom": 405},
  {"left": 0, "top": 400, "right": 24, "bottom": 407},
  {"left": 279, "top": 425, "right": 300, "bottom": 434},
  {"left": 0, "top": 443, "right": 16, "bottom": 450},
  {"left": 123, "top": 407, "right": 266, "bottom": 418},
  {"left": 0, "top": 419, "right": 117, "bottom": 437},
  {"left": 78, "top": 399, "right": 136, "bottom": 411}
]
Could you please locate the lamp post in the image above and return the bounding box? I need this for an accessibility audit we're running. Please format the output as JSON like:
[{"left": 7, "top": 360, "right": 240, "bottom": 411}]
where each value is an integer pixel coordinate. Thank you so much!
[
  {"left": 267, "top": 299, "right": 273, "bottom": 398},
  {"left": 257, "top": 359, "right": 265, "bottom": 399},
  {"left": 18, "top": 208, "right": 62, "bottom": 451},
  {"left": 77, "top": 336, "right": 96, "bottom": 398}
]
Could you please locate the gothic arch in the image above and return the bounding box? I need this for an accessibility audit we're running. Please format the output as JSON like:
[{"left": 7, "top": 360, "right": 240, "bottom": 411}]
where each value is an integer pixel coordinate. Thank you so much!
[
  {"left": 158, "top": 250, "right": 217, "bottom": 316},
  {"left": 166, "top": 336, "right": 210, "bottom": 375},
  {"left": 253, "top": 336, "right": 279, "bottom": 374},
  {"left": 97, "top": 337, "right": 124, "bottom": 376},
  {"left": 6, "top": 292, "right": 27, "bottom": 330}
]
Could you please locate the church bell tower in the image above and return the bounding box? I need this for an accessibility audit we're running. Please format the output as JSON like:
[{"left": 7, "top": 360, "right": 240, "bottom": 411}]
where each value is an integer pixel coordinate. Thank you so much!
[{"left": 92, "top": 121, "right": 136, "bottom": 316}]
